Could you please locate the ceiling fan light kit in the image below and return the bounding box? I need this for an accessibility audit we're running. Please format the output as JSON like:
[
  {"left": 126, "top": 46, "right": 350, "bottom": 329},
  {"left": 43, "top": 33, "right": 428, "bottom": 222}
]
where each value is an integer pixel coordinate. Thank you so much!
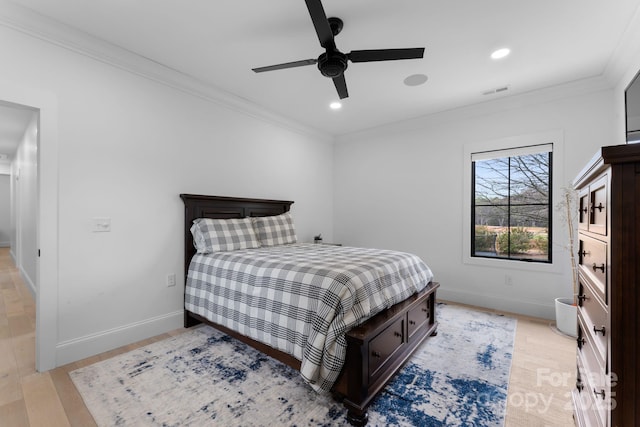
[{"left": 252, "top": 0, "right": 426, "bottom": 99}]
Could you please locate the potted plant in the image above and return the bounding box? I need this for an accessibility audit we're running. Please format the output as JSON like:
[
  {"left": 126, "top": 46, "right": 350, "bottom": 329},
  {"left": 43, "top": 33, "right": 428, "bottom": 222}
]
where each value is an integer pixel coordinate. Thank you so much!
[{"left": 554, "top": 186, "right": 578, "bottom": 337}]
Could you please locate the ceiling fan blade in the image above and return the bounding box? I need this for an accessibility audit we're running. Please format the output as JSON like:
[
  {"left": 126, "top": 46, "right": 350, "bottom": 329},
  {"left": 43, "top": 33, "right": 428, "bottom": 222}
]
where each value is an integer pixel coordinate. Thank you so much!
[
  {"left": 348, "top": 48, "right": 425, "bottom": 63},
  {"left": 332, "top": 74, "right": 349, "bottom": 99},
  {"left": 304, "top": 0, "right": 335, "bottom": 49},
  {"left": 252, "top": 59, "right": 318, "bottom": 73}
]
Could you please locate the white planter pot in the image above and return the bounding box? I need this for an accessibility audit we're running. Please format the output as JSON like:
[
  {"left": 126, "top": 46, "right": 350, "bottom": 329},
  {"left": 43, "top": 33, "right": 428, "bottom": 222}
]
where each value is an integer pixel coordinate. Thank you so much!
[{"left": 555, "top": 297, "right": 577, "bottom": 337}]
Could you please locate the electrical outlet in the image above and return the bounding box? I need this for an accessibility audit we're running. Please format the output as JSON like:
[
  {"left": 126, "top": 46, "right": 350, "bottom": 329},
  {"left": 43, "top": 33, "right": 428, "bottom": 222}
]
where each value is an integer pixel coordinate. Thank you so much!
[
  {"left": 167, "top": 273, "right": 176, "bottom": 287},
  {"left": 505, "top": 274, "right": 513, "bottom": 286}
]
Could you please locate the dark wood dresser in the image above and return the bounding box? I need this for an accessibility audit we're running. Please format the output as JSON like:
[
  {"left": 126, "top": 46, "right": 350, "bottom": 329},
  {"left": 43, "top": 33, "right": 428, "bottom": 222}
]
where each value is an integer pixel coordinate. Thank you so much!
[{"left": 572, "top": 143, "right": 640, "bottom": 427}]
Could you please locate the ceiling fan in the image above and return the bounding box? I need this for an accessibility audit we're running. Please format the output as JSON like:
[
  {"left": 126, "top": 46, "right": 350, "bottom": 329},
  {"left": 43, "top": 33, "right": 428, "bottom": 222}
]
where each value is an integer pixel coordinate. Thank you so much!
[{"left": 252, "top": 0, "right": 425, "bottom": 99}]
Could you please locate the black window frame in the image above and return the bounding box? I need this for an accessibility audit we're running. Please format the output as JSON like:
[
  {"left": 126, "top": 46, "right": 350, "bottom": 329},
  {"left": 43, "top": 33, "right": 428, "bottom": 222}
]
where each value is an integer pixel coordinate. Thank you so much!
[{"left": 471, "top": 145, "right": 553, "bottom": 264}]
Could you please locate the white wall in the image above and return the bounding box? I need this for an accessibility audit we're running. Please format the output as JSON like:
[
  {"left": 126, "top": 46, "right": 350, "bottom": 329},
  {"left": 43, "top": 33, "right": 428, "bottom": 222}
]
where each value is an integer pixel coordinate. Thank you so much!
[
  {"left": 0, "top": 174, "right": 10, "bottom": 247},
  {"left": 613, "top": 45, "right": 640, "bottom": 144},
  {"left": 10, "top": 114, "right": 38, "bottom": 292},
  {"left": 334, "top": 84, "right": 614, "bottom": 319},
  {"left": 0, "top": 22, "right": 334, "bottom": 366}
]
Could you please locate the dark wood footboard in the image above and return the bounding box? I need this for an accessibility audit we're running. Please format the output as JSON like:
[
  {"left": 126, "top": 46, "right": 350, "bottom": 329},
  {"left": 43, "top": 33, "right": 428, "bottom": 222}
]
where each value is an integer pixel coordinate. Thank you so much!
[{"left": 332, "top": 281, "right": 439, "bottom": 425}]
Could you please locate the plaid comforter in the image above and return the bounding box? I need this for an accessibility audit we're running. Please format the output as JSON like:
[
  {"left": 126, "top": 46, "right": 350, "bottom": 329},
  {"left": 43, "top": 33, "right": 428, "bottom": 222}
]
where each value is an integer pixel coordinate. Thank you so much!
[{"left": 185, "top": 243, "right": 434, "bottom": 393}]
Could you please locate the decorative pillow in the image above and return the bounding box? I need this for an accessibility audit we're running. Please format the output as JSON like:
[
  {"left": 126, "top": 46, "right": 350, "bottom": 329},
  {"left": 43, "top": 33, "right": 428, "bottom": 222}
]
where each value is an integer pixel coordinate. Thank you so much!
[
  {"left": 252, "top": 212, "right": 297, "bottom": 247},
  {"left": 191, "top": 217, "right": 261, "bottom": 253}
]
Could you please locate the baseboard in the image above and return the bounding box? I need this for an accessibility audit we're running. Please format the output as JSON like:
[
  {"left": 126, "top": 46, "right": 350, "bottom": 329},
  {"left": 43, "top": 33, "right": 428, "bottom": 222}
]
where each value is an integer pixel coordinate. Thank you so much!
[
  {"left": 19, "top": 265, "right": 36, "bottom": 299},
  {"left": 56, "top": 310, "right": 184, "bottom": 367},
  {"left": 437, "top": 287, "right": 555, "bottom": 320}
]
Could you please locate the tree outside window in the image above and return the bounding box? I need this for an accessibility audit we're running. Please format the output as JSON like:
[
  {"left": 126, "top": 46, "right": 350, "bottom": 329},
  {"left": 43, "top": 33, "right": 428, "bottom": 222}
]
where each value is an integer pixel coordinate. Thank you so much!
[{"left": 472, "top": 145, "right": 552, "bottom": 263}]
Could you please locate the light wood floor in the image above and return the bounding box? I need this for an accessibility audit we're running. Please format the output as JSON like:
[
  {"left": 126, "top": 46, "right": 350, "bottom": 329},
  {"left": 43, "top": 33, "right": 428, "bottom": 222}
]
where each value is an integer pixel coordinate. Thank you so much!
[{"left": 0, "top": 247, "right": 576, "bottom": 426}]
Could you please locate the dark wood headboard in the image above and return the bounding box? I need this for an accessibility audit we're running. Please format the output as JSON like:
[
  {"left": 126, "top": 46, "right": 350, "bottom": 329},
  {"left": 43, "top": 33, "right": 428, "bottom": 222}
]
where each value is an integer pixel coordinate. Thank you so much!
[{"left": 179, "top": 194, "right": 294, "bottom": 279}]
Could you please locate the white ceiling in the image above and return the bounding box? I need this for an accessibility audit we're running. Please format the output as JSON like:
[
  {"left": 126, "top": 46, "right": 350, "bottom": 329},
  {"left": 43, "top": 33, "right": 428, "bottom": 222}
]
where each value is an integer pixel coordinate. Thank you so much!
[{"left": 3, "top": 0, "right": 640, "bottom": 137}]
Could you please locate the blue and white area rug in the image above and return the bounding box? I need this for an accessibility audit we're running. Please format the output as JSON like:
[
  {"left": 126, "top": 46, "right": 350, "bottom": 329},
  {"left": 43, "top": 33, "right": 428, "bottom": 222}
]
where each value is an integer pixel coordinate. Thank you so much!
[{"left": 70, "top": 303, "right": 516, "bottom": 426}]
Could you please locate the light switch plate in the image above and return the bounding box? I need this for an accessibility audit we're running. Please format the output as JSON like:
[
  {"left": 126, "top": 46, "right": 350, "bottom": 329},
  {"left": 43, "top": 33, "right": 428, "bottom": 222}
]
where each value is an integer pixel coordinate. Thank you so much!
[{"left": 92, "top": 217, "right": 111, "bottom": 232}]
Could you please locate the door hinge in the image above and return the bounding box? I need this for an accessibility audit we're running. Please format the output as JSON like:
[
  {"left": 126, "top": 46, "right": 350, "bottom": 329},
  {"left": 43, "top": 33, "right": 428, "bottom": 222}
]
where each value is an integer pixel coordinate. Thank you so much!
[{"left": 38, "top": 249, "right": 40, "bottom": 257}]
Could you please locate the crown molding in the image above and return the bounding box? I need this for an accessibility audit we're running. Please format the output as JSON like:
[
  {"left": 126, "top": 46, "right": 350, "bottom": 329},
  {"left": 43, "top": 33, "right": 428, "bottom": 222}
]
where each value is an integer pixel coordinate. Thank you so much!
[
  {"left": 0, "top": 1, "right": 333, "bottom": 143},
  {"left": 602, "top": 2, "right": 640, "bottom": 89},
  {"left": 336, "top": 76, "right": 613, "bottom": 143}
]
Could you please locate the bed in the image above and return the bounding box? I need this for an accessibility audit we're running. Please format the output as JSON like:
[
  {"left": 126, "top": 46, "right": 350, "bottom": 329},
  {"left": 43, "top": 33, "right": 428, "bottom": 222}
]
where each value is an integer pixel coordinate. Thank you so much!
[{"left": 181, "top": 194, "right": 439, "bottom": 425}]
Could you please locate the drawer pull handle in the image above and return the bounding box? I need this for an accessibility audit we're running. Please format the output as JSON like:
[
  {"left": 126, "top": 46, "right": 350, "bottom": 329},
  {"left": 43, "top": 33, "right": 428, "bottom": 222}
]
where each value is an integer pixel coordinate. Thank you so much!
[
  {"left": 421, "top": 308, "right": 428, "bottom": 313},
  {"left": 593, "top": 388, "right": 606, "bottom": 400},
  {"left": 579, "top": 250, "right": 590, "bottom": 258},
  {"left": 577, "top": 294, "right": 588, "bottom": 305},
  {"left": 576, "top": 380, "right": 584, "bottom": 391},
  {"left": 591, "top": 203, "right": 605, "bottom": 213},
  {"left": 372, "top": 351, "right": 381, "bottom": 358},
  {"left": 577, "top": 337, "right": 586, "bottom": 348},
  {"left": 593, "top": 325, "right": 606, "bottom": 336},
  {"left": 579, "top": 207, "right": 588, "bottom": 214},
  {"left": 394, "top": 331, "right": 402, "bottom": 338},
  {"left": 592, "top": 263, "right": 605, "bottom": 273}
]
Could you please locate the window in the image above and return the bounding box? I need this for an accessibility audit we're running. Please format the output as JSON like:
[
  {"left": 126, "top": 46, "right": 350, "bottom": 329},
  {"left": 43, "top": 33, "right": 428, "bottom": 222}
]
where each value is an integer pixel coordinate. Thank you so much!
[{"left": 471, "top": 144, "right": 552, "bottom": 263}]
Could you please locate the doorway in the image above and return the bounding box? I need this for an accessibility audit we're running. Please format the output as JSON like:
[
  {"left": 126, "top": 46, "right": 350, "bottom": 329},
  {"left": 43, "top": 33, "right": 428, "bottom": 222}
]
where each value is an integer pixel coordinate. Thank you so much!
[
  {"left": 0, "top": 83, "right": 59, "bottom": 372},
  {"left": 0, "top": 104, "right": 38, "bottom": 296}
]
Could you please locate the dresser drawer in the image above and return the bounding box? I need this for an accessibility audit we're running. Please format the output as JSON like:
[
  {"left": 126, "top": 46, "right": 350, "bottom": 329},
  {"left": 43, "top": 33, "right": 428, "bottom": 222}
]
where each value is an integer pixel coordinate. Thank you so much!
[
  {"left": 577, "top": 316, "right": 609, "bottom": 427},
  {"left": 588, "top": 175, "right": 608, "bottom": 236},
  {"left": 578, "top": 236, "right": 607, "bottom": 300},
  {"left": 368, "top": 317, "right": 405, "bottom": 378},
  {"left": 407, "top": 298, "right": 431, "bottom": 338},
  {"left": 577, "top": 314, "right": 606, "bottom": 386},
  {"left": 578, "top": 188, "right": 590, "bottom": 232},
  {"left": 578, "top": 279, "right": 608, "bottom": 358},
  {"left": 575, "top": 354, "right": 606, "bottom": 427}
]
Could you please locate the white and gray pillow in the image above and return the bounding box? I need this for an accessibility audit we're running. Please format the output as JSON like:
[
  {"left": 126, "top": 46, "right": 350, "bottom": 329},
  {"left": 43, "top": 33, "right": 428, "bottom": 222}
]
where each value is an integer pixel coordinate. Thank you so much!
[
  {"left": 191, "top": 217, "right": 261, "bottom": 253},
  {"left": 252, "top": 212, "right": 297, "bottom": 247}
]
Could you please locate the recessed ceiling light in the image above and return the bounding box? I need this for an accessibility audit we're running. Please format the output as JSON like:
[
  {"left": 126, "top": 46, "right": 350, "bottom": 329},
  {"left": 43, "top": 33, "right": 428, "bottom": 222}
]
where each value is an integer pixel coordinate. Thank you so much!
[
  {"left": 404, "top": 74, "right": 428, "bottom": 86},
  {"left": 329, "top": 101, "right": 342, "bottom": 110},
  {"left": 491, "top": 48, "right": 511, "bottom": 60}
]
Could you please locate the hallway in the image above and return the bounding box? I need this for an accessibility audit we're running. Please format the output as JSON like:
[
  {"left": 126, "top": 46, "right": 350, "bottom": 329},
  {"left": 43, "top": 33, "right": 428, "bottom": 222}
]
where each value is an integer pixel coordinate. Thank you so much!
[{"left": 0, "top": 247, "right": 68, "bottom": 425}]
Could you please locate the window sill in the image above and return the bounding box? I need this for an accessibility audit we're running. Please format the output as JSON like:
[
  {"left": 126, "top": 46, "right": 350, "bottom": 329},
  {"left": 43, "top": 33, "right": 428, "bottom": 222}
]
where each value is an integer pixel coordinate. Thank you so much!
[{"left": 463, "top": 253, "right": 561, "bottom": 273}]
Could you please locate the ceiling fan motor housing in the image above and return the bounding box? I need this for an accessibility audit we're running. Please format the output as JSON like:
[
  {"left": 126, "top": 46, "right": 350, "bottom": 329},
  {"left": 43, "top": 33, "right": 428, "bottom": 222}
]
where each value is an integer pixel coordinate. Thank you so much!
[{"left": 318, "top": 50, "right": 348, "bottom": 78}]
